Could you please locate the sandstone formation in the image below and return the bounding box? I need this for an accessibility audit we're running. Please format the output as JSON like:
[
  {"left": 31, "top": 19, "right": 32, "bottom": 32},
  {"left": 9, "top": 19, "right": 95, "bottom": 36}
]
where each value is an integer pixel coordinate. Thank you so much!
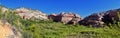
[
  {"left": 48, "top": 12, "right": 82, "bottom": 25},
  {"left": 102, "top": 9, "right": 120, "bottom": 23},
  {"left": 79, "top": 8, "right": 120, "bottom": 27},
  {"left": 14, "top": 8, "right": 48, "bottom": 20},
  {"left": 79, "top": 13, "right": 105, "bottom": 27},
  {"left": 1, "top": 5, "right": 120, "bottom": 27},
  {"left": 0, "top": 19, "right": 22, "bottom": 38}
]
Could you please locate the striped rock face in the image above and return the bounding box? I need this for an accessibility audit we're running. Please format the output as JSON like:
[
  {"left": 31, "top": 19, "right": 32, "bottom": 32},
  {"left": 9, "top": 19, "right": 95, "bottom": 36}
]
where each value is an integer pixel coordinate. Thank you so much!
[{"left": 14, "top": 8, "right": 48, "bottom": 20}]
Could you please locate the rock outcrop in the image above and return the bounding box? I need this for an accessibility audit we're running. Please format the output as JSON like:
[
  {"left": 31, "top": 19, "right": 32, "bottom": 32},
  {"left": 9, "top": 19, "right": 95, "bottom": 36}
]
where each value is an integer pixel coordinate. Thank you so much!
[
  {"left": 0, "top": 19, "right": 22, "bottom": 38},
  {"left": 79, "top": 13, "right": 105, "bottom": 27},
  {"left": 14, "top": 8, "right": 48, "bottom": 20},
  {"left": 1, "top": 5, "right": 120, "bottom": 27},
  {"left": 102, "top": 9, "right": 120, "bottom": 23},
  {"left": 48, "top": 12, "right": 82, "bottom": 25},
  {"left": 0, "top": 6, "right": 10, "bottom": 14},
  {"left": 79, "top": 8, "right": 120, "bottom": 27}
]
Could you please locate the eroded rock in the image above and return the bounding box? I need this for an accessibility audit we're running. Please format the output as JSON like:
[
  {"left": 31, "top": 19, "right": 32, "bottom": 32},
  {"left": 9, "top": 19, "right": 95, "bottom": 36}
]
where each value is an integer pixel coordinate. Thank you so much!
[
  {"left": 0, "top": 20, "right": 22, "bottom": 38},
  {"left": 79, "top": 8, "right": 120, "bottom": 27},
  {"left": 14, "top": 8, "right": 48, "bottom": 20},
  {"left": 79, "top": 13, "right": 105, "bottom": 27},
  {"left": 102, "top": 9, "right": 120, "bottom": 23},
  {"left": 48, "top": 12, "right": 82, "bottom": 25}
]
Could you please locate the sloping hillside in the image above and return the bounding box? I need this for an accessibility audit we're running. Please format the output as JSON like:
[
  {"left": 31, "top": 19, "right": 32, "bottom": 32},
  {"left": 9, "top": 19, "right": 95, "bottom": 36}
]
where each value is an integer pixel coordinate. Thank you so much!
[
  {"left": 0, "top": 20, "right": 14, "bottom": 38},
  {"left": 0, "top": 20, "right": 22, "bottom": 38},
  {"left": 0, "top": 6, "right": 120, "bottom": 38}
]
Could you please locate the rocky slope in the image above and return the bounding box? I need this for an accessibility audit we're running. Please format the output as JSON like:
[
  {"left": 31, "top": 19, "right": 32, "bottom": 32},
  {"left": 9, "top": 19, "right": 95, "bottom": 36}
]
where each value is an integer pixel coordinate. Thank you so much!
[
  {"left": 0, "top": 5, "right": 120, "bottom": 38},
  {"left": 48, "top": 8, "right": 120, "bottom": 27},
  {"left": 13, "top": 7, "right": 120, "bottom": 27},
  {"left": 79, "top": 8, "right": 120, "bottom": 27},
  {"left": 14, "top": 8, "right": 48, "bottom": 20},
  {"left": 1, "top": 5, "right": 120, "bottom": 27},
  {"left": 1, "top": 5, "right": 120, "bottom": 26},
  {"left": 0, "top": 19, "right": 21, "bottom": 38},
  {"left": 0, "top": 6, "right": 22, "bottom": 38}
]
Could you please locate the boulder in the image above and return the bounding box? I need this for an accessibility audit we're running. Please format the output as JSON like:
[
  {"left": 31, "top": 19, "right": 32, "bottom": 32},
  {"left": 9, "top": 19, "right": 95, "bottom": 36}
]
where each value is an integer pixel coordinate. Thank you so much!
[
  {"left": 48, "top": 12, "right": 82, "bottom": 25},
  {"left": 14, "top": 8, "right": 48, "bottom": 20}
]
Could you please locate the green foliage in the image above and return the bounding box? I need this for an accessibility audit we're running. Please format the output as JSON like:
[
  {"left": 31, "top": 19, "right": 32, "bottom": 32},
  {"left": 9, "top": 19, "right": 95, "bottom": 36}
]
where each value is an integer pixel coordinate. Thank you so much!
[
  {"left": 117, "top": 12, "right": 120, "bottom": 21},
  {"left": 13, "top": 19, "right": 120, "bottom": 38},
  {"left": 0, "top": 6, "right": 120, "bottom": 38}
]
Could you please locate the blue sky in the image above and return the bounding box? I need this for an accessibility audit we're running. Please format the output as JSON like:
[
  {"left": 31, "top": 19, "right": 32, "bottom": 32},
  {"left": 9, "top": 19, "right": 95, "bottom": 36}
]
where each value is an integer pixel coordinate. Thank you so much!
[{"left": 0, "top": 0, "right": 120, "bottom": 17}]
